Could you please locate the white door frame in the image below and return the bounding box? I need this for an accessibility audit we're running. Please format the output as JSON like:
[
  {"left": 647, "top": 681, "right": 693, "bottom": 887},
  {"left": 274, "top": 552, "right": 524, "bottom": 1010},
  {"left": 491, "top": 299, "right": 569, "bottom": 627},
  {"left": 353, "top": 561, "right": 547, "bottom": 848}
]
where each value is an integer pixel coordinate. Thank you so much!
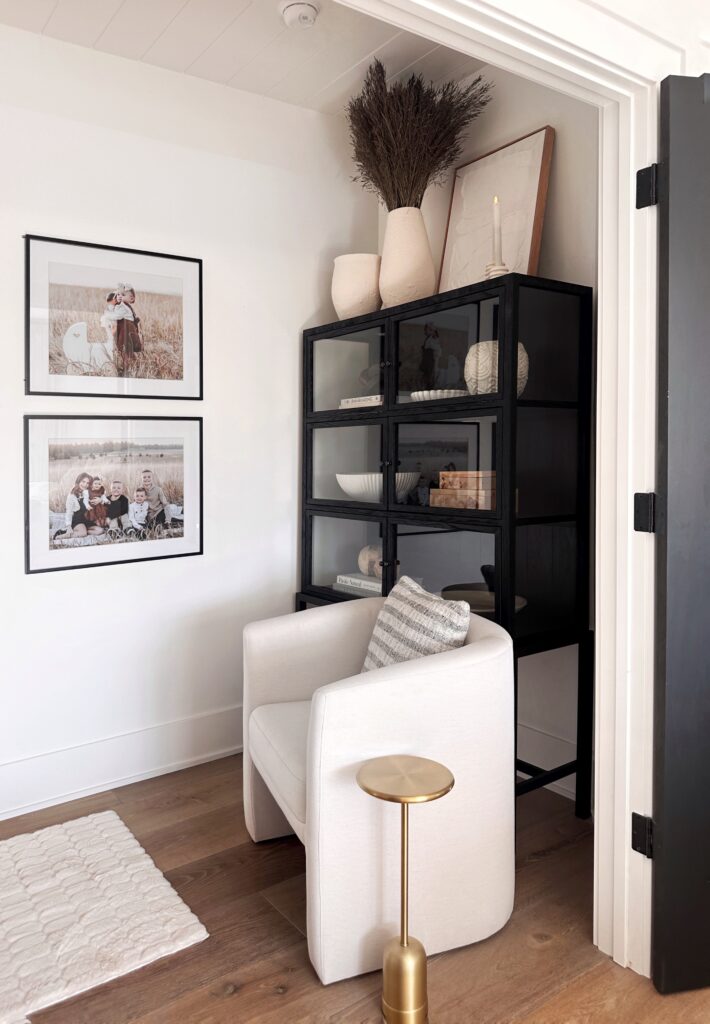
[{"left": 337, "top": 0, "right": 686, "bottom": 976}]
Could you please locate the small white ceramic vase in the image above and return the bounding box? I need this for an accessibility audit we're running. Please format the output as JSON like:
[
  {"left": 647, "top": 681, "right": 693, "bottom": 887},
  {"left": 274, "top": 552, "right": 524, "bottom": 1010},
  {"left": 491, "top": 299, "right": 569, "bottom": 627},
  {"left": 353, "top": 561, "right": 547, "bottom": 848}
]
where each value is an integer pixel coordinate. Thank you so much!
[
  {"left": 464, "top": 340, "right": 530, "bottom": 398},
  {"left": 331, "top": 254, "right": 381, "bottom": 320},
  {"left": 379, "top": 207, "right": 436, "bottom": 307}
]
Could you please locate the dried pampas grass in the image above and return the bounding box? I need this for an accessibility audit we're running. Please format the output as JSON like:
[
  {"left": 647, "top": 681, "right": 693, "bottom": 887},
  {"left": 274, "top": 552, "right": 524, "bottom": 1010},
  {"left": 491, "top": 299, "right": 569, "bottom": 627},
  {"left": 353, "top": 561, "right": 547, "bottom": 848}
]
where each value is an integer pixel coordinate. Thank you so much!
[{"left": 347, "top": 59, "right": 492, "bottom": 211}]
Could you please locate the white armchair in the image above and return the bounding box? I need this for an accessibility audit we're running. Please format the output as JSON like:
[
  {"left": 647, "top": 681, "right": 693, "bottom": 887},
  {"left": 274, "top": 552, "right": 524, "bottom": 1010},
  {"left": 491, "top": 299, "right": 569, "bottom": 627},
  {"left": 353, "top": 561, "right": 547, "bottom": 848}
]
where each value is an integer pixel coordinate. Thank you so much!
[{"left": 243, "top": 597, "right": 515, "bottom": 985}]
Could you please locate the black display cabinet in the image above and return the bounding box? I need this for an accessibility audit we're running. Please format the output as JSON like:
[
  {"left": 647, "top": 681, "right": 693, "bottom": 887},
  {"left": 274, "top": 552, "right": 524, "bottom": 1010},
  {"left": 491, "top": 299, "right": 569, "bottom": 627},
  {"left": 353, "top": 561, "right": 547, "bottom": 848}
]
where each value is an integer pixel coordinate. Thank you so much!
[{"left": 297, "top": 274, "right": 594, "bottom": 817}]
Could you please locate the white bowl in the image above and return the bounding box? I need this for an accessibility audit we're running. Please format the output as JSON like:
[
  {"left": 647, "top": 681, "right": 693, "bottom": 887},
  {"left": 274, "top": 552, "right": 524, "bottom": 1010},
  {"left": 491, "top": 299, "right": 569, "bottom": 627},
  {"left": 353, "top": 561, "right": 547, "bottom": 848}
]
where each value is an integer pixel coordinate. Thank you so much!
[{"left": 336, "top": 472, "right": 419, "bottom": 503}]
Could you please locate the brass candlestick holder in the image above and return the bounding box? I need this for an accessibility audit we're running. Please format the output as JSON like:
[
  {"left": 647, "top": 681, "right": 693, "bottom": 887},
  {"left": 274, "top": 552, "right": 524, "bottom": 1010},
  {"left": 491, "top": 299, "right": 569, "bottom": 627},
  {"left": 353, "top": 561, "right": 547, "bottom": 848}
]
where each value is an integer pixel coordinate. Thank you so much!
[{"left": 357, "top": 754, "right": 455, "bottom": 1024}]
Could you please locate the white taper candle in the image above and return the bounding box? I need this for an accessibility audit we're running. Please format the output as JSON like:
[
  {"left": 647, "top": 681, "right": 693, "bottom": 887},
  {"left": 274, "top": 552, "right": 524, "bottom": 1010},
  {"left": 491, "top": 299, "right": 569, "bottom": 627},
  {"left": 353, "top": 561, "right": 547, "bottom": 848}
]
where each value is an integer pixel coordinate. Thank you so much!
[{"left": 493, "top": 195, "right": 502, "bottom": 265}]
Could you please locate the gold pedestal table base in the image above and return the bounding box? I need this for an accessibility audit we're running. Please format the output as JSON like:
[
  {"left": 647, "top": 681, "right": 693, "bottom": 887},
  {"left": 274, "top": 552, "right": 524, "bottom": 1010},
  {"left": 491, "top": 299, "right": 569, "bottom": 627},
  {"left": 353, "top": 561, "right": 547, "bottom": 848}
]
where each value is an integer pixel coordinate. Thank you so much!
[{"left": 357, "top": 754, "right": 455, "bottom": 1024}]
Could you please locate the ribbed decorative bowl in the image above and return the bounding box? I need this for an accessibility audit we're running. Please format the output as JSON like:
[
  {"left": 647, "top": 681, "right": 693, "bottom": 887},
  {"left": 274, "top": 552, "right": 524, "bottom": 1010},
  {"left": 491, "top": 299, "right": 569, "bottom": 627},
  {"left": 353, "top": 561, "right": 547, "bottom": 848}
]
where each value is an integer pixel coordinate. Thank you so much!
[
  {"left": 410, "top": 389, "right": 468, "bottom": 401},
  {"left": 336, "top": 472, "right": 419, "bottom": 502}
]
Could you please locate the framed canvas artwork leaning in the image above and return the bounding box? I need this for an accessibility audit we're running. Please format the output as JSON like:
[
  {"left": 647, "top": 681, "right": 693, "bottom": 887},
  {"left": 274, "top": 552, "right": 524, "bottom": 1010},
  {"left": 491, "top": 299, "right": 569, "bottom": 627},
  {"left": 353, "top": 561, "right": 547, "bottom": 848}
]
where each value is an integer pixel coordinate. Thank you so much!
[
  {"left": 25, "top": 235, "right": 203, "bottom": 399},
  {"left": 439, "top": 126, "right": 554, "bottom": 292},
  {"left": 25, "top": 416, "right": 203, "bottom": 574}
]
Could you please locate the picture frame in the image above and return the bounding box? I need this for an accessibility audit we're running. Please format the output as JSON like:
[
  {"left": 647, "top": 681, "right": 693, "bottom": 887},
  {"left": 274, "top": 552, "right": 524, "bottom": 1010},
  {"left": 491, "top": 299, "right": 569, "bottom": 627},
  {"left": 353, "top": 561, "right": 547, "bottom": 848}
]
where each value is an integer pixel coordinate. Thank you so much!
[
  {"left": 25, "top": 415, "right": 203, "bottom": 574},
  {"left": 25, "top": 235, "right": 203, "bottom": 399},
  {"left": 439, "top": 126, "right": 555, "bottom": 292}
]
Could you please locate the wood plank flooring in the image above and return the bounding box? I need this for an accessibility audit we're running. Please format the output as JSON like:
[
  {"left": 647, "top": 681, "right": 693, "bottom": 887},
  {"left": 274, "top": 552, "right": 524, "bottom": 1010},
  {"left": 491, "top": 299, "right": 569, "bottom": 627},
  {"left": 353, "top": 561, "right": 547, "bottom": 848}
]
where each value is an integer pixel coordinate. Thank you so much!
[{"left": 0, "top": 756, "right": 704, "bottom": 1022}]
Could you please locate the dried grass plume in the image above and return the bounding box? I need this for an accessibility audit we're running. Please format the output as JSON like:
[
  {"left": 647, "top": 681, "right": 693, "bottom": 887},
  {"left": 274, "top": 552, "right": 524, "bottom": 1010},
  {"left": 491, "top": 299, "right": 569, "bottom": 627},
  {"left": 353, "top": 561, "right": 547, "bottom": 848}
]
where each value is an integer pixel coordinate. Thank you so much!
[{"left": 347, "top": 59, "right": 492, "bottom": 211}]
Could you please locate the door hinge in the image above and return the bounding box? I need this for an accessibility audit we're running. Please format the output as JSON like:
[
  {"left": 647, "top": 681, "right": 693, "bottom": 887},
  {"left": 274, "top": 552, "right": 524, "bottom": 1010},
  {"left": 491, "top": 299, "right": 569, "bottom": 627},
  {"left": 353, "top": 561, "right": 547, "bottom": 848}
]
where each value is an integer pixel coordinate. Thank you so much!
[
  {"left": 631, "top": 813, "right": 654, "bottom": 858},
  {"left": 634, "top": 492, "right": 656, "bottom": 533},
  {"left": 636, "top": 164, "right": 658, "bottom": 208}
]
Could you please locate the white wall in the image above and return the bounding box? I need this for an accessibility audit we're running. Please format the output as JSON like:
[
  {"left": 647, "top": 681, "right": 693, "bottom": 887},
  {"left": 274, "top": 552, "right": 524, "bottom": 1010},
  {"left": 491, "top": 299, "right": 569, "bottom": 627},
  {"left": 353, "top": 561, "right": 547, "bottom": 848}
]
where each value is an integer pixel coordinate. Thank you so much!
[
  {"left": 0, "top": 26, "right": 376, "bottom": 818},
  {"left": 380, "top": 64, "right": 598, "bottom": 796}
]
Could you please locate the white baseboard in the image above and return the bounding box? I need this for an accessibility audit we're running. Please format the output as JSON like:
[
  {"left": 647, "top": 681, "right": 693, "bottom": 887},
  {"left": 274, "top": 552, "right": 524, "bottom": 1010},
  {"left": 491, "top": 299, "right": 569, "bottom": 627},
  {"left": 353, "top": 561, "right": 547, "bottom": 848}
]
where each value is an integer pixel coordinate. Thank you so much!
[
  {"left": 0, "top": 704, "right": 243, "bottom": 821},
  {"left": 517, "top": 721, "right": 577, "bottom": 801}
]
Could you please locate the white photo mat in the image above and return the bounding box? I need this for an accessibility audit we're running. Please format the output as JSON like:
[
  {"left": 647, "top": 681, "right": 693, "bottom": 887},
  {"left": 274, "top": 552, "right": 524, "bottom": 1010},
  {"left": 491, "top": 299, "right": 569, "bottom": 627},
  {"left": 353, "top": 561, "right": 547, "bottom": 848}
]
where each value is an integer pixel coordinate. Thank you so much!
[
  {"left": 26, "top": 236, "right": 202, "bottom": 399},
  {"left": 439, "top": 127, "right": 554, "bottom": 292},
  {"left": 25, "top": 417, "right": 202, "bottom": 573}
]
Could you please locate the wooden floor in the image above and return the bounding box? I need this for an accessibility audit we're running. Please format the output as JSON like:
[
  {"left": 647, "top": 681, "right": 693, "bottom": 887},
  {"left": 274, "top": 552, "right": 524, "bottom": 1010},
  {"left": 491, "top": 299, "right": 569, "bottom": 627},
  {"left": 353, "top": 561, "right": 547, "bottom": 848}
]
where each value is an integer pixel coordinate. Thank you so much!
[{"left": 2, "top": 756, "right": 708, "bottom": 1022}]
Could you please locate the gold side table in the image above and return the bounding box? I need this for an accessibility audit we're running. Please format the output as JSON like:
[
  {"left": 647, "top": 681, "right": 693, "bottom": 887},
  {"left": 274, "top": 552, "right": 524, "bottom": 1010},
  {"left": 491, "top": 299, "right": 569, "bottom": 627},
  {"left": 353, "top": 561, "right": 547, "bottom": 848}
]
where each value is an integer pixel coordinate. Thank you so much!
[{"left": 357, "top": 754, "right": 455, "bottom": 1024}]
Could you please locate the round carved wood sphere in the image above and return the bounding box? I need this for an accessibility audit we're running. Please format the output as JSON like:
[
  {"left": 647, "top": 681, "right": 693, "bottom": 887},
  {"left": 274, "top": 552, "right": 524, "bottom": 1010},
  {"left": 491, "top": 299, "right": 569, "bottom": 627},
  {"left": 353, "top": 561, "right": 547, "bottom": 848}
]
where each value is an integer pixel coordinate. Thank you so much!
[{"left": 358, "top": 544, "right": 383, "bottom": 578}]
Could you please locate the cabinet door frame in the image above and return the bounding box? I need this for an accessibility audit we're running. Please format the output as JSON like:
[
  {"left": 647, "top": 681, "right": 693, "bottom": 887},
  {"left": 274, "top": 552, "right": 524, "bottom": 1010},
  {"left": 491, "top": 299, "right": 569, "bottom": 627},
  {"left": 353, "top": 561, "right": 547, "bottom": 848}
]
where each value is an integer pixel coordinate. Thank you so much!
[
  {"left": 301, "top": 508, "right": 391, "bottom": 600},
  {"left": 305, "top": 419, "right": 388, "bottom": 511},
  {"left": 388, "top": 284, "right": 505, "bottom": 412},
  {"left": 387, "top": 406, "right": 504, "bottom": 522},
  {"left": 389, "top": 514, "right": 503, "bottom": 620},
  {"left": 304, "top": 319, "right": 387, "bottom": 421}
]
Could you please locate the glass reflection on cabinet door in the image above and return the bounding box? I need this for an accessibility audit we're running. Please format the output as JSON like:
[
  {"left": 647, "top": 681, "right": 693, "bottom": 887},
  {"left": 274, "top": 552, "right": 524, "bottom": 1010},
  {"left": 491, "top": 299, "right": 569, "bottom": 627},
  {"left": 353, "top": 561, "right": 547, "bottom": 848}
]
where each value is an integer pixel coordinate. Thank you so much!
[
  {"left": 395, "top": 415, "right": 497, "bottom": 511},
  {"left": 394, "top": 523, "right": 498, "bottom": 616},
  {"left": 396, "top": 298, "right": 499, "bottom": 404},
  {"left": 311, "top": 515, "right": 385, "bottom": 598},
  {"left": 312, "top": 326, "right": 384, "bottom": 413},
  {"left": 311, "top": 424, "right": 383, "bottom": 504}
]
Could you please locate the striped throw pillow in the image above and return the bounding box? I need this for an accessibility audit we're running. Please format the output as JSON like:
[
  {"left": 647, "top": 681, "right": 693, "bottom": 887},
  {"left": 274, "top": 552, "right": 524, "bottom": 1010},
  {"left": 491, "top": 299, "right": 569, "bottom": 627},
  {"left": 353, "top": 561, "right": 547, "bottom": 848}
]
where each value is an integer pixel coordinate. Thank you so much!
[{"left": 362, "top": 576, "right": 470, "bottom": 672}]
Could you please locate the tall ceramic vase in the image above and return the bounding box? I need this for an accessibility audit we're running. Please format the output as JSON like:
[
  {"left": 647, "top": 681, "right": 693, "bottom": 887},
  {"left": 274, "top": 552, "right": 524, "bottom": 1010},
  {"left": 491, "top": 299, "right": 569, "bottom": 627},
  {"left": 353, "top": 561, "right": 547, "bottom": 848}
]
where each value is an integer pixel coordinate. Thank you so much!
[{"left": 379, "top": 207, "right": 436, "bottom": 308}]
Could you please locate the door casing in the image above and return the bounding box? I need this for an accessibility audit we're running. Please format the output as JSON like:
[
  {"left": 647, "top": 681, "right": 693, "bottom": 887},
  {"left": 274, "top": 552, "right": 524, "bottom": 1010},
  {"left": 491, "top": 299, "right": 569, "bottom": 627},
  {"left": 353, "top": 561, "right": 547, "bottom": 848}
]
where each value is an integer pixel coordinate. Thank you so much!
[{"left": 335, "top": 0, "right": 689, "bottom": 976}]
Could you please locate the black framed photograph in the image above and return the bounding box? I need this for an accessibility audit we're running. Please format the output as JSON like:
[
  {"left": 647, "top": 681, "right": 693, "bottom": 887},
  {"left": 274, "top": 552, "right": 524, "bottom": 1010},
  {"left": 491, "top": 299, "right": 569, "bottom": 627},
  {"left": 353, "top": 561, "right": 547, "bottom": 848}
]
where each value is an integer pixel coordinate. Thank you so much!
[
  {"left": 25, "top": 416, "right": 203, "bottom": 574},
  {"left": 25, "top": 235, "right": 203, "bottom": 399}
]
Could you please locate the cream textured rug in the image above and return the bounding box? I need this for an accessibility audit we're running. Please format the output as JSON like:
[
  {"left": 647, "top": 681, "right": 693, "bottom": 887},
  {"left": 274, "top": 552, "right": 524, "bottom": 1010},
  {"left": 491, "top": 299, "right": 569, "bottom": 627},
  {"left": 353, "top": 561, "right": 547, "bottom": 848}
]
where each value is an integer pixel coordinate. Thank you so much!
[{"left": 0, "top": 810, "right": 208, "bottom": 1024}]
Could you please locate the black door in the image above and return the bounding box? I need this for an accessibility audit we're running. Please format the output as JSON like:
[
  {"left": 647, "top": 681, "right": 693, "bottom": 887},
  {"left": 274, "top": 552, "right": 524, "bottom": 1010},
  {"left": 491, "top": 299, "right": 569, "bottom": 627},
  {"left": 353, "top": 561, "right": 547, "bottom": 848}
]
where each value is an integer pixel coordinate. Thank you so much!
[{"left": 653, "top": 72, "right": 710, "bottom": 994}]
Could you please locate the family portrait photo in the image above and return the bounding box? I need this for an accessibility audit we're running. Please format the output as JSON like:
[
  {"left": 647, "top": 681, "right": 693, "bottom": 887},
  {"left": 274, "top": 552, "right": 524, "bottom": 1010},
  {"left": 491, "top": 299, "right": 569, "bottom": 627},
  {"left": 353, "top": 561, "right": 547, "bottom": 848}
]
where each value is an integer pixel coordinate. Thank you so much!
[
  {"left": 26, "top": 237, "right": 203, "bottom": 399},
  {"left": 25, "top": 416, "right": 203, "bottom": 573},
  {"left": 49, "top": 440, "right": 185, "bottom": 549}
]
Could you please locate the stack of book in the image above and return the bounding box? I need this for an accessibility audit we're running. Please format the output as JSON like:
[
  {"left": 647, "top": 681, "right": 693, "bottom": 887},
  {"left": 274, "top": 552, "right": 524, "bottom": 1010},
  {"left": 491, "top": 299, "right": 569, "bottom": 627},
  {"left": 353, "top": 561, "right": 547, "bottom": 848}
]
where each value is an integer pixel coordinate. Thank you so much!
[
  {"left": 429, "top": 470, "right": 496, "bottom": 510},
  {"left": 338, "top": 395, "right": 384, "bottom": 409},
  {"left": 333, "top": 572, "right": 424, "bottom": 596}
]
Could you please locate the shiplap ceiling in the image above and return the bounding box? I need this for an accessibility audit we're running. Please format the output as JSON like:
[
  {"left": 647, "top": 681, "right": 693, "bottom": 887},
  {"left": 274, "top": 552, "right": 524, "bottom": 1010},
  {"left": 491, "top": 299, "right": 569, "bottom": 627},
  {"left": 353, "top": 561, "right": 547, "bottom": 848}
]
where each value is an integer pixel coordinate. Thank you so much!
[{"left": 0, "top": 0, "right": 483, "bottom": 113}]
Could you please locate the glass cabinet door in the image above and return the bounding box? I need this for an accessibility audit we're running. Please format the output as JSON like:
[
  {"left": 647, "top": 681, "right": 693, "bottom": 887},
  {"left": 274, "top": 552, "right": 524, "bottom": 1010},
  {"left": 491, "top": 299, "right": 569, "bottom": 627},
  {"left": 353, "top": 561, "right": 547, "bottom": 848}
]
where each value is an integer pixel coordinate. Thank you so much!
[
  {"left": 310, "top": 423, "right": 383, "bottom": 506},
  {"left": 395, "top": 296, "right": 500, "bottom": 405},
  {"left": 309, "top": 514, "right": 385, "bottom": 598},
  {"left": 393, "top": 522, "right": 498, "bottom": 616},
  {"left": 311, "top": 325, "right": 384, "bottom": 413},
  {"left": 393, "top": 414, "right": 498, "bottom": 512}
]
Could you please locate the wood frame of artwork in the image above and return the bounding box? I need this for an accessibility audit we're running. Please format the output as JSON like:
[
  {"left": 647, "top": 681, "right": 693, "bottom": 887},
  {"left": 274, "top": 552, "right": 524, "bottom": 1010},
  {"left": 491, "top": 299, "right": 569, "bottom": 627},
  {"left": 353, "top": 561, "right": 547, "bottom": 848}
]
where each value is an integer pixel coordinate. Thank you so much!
[{"left": 438, "top": 126, "right": 555, "bottom": 292}]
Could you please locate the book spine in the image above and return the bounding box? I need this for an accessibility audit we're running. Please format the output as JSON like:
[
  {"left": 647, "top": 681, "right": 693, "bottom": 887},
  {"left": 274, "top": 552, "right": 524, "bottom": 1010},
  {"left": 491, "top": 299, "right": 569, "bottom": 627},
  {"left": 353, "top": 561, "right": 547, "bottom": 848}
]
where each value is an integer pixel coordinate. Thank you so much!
[
  {"left": 335, "top": 574, "right": 381, "bottom": 591},
  {"left": 339, "top": 396, "right": 384, "bottom": 408}
]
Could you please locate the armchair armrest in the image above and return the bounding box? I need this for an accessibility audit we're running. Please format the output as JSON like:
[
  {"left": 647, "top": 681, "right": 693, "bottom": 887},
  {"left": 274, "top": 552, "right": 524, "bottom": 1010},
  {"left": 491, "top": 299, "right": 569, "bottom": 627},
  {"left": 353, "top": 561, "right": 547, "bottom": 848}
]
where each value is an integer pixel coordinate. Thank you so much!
[
  {"left": 243, "top": 597, "right": 384, "bottom": 715},
  {"left": 307, "top": 625, "right": 513, "bottom": 767}
]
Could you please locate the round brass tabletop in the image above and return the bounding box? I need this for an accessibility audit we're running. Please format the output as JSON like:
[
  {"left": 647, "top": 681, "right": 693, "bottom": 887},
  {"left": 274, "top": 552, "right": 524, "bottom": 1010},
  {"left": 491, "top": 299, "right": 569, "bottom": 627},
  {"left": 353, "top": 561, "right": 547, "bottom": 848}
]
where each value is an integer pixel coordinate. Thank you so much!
[{"left": 357, "top": 754, "right": 454, "bottom": 804}]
